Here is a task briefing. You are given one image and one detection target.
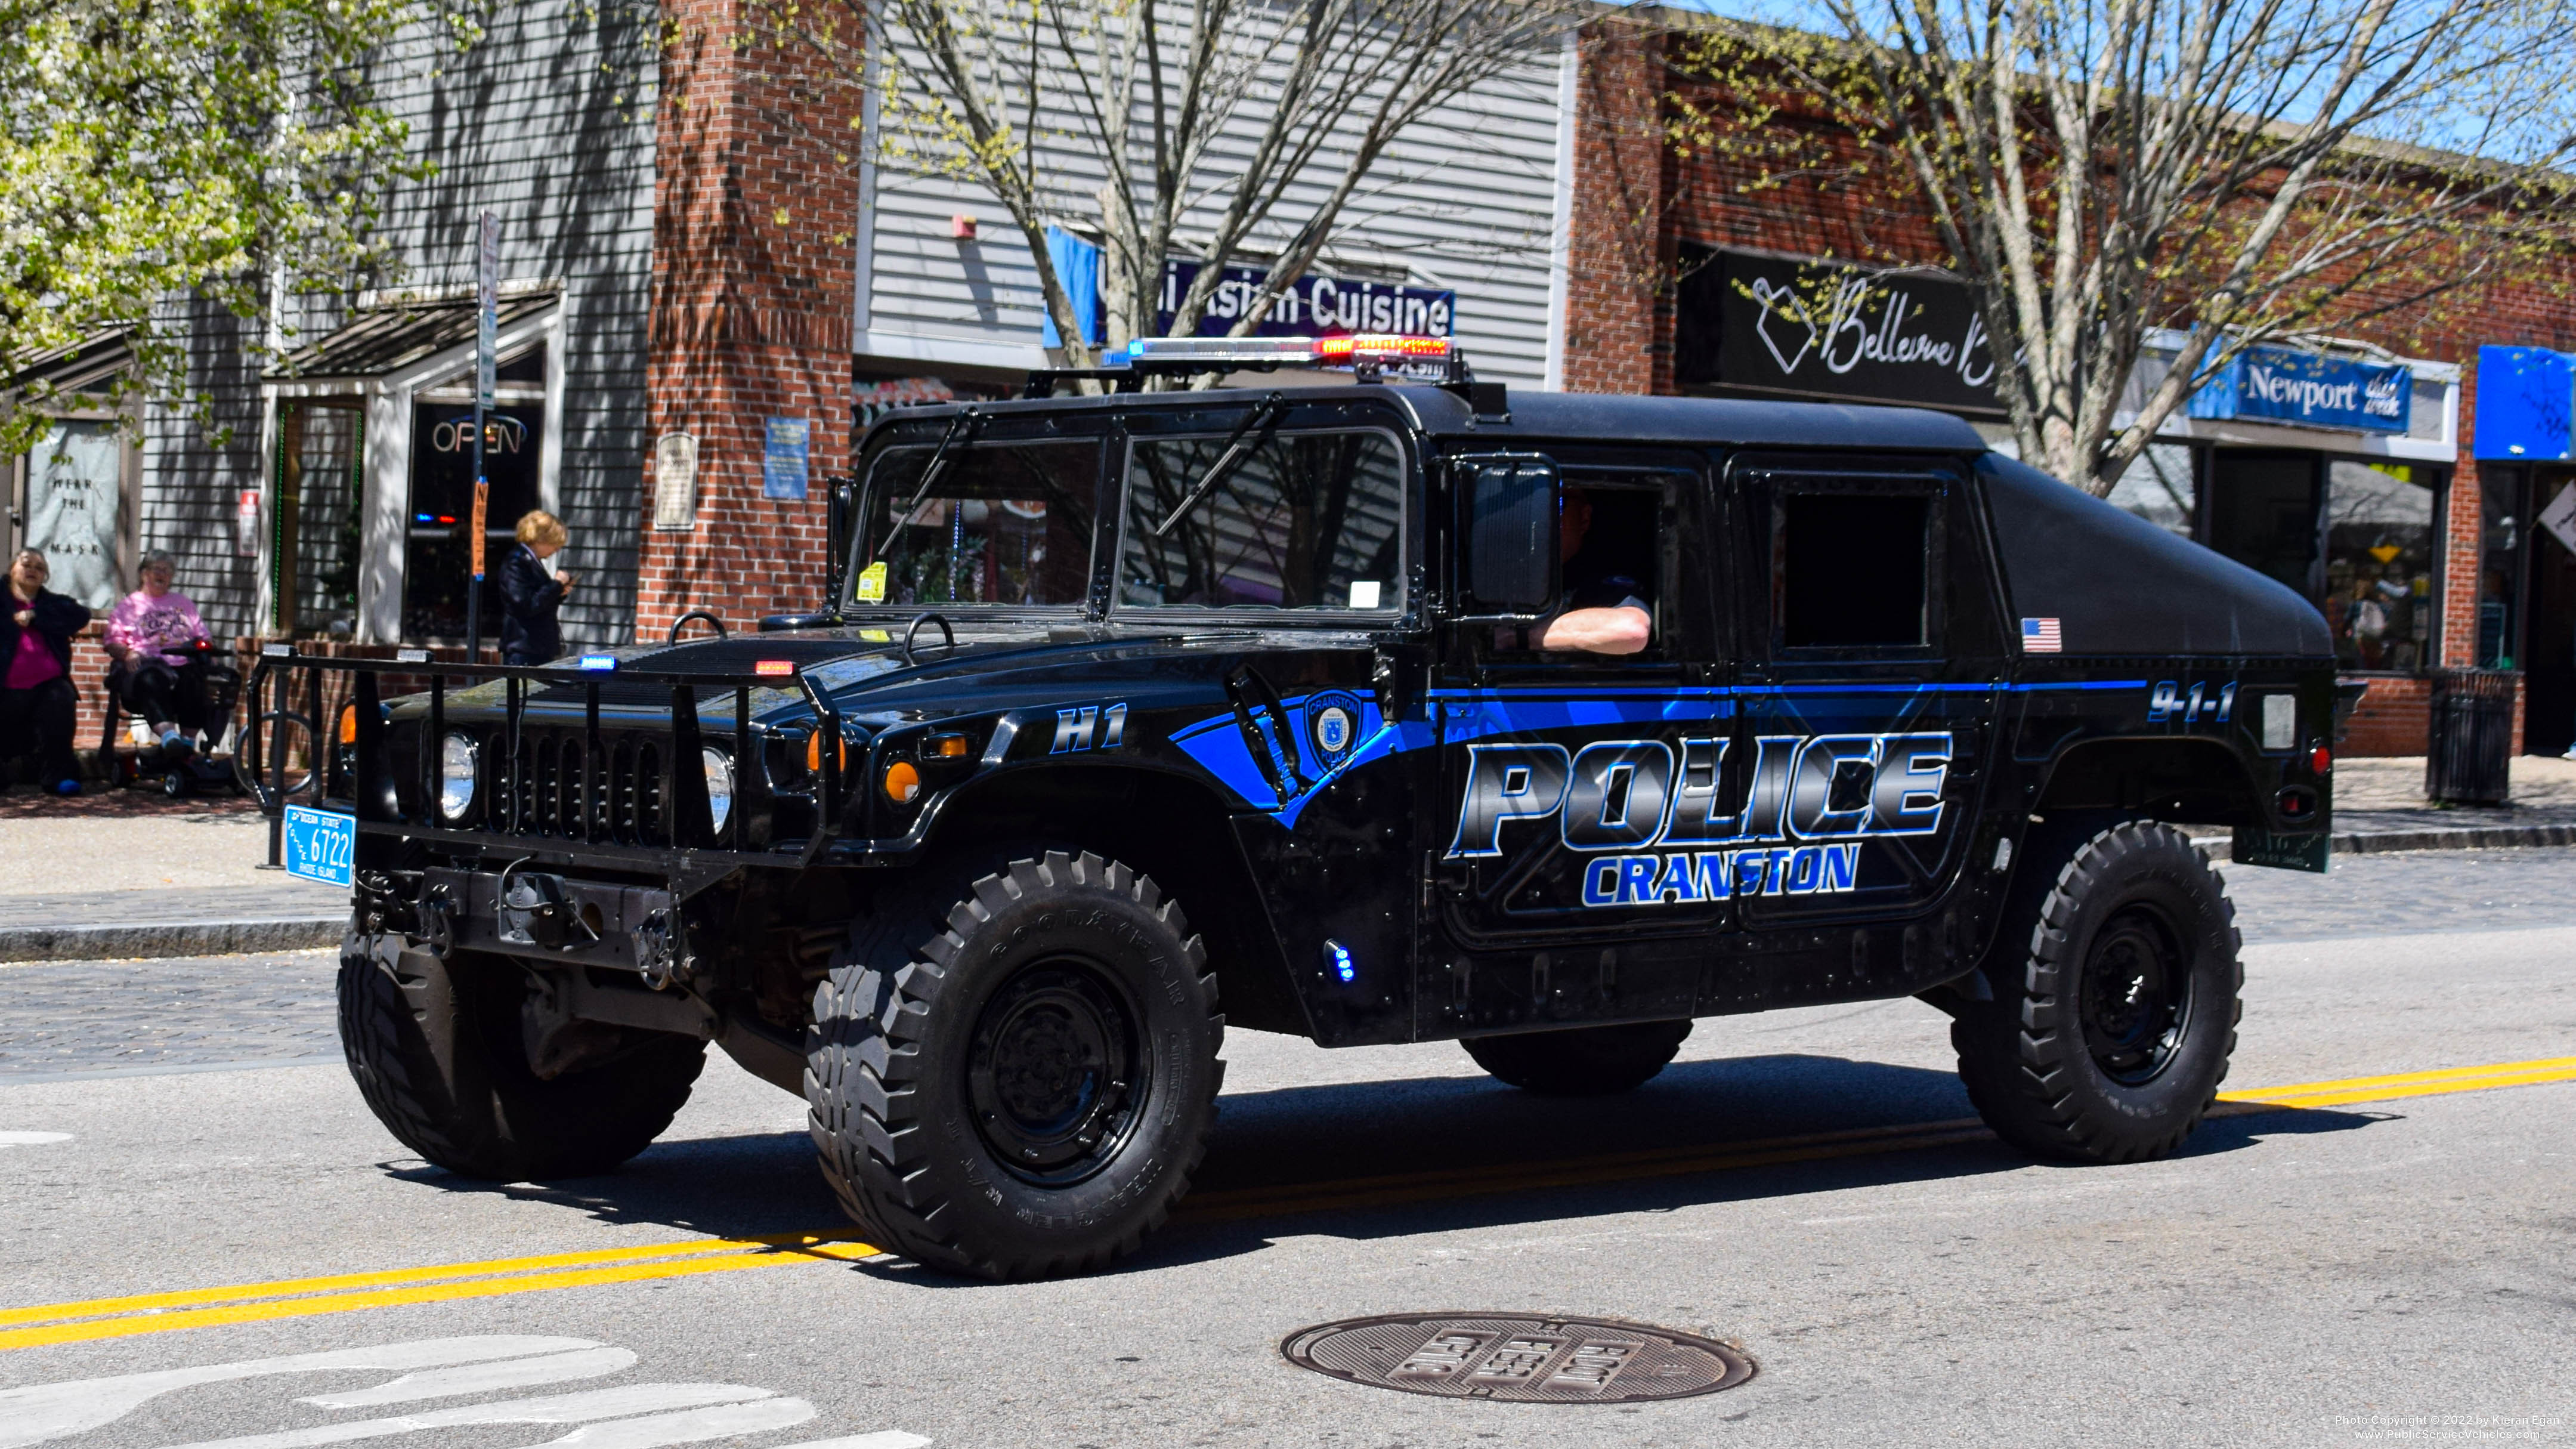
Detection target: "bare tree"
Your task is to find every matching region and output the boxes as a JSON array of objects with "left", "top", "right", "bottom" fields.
[
  {"left": 746, "top": 0, "right": 1581, "bottom": 372},
  {"left": 1673, "top": 0, "right": 2576, "bottom": 493}
]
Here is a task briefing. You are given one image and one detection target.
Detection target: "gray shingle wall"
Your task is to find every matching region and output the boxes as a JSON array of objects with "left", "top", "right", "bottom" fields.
[
  {"left": 145, "top": 0, "right": 659, "bottom": 648},
  {"left": 141, "top": 297, "right": 267, "bottom": 637}
]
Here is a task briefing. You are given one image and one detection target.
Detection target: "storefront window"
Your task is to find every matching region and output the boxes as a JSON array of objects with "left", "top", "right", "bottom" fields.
[
  {"left": 2479, "top": 470, "right": 2517, "bottom": 668},
  {"left": 2208, "top": 453, "right": 2318, "bottom": 600},
  {"left": 402, "top": 348, "right": 545, "bottom": 642},
  {"left": 2323, "top": 460, "right": 2435, "bottom": 672},
  {"left": 2104, "top": 443, "right": 2195, "bottom": 536}
]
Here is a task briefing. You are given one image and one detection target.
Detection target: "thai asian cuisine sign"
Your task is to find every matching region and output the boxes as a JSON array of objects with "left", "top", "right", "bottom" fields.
[
  {"left": 1155, "top": 259, "right": 1455, "bottom": 339},
  {"left": 2188, "top": 344, "right": 2411, "bottom": 434}
]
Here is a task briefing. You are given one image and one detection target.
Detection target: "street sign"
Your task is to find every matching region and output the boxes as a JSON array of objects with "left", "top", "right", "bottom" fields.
[
  {"left": 468, "top": 209, "right": 498, "bottom": 656},
  {"left": 282, "top": 805, "right": 355, "bottom": 888},
  {"left": 2538, "top": 482, "right": 2576, "bottom": 555},
  {"left": 477, "top": 212, "right": 499, "bottom": 412}
]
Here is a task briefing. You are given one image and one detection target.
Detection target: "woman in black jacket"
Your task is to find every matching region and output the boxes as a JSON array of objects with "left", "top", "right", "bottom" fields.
[
  {"left": 497, "top": 511, "right": 577, "bottom": 665},
  {"left": 0, "top": 549, "right": 92, "bottom": 795}
]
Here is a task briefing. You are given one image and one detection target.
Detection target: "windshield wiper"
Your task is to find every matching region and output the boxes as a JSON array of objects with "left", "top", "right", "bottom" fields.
[
  {"left": 873, "top": 407, "right": 983, "bottom": 561},
  {"left": 1152, "top": 393, "right": 1287, "bottom": 539}
]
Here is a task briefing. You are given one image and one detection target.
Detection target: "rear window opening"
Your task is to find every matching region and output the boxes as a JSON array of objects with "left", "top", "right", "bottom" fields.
[{"left": 1780, "top": 493, "right": 1929, "bottom": 648}]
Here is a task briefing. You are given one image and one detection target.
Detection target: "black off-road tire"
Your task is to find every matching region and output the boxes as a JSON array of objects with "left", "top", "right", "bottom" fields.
[
  {"left": 1955, "top": 821, "right": 2242, "bottom": 1164},
  {"left": 337, "top": 932, "right": 706, "bottom": 1180},
  {"left": 1462, "top": 1020, "right": 1693, "bottom": 1095},
  {"left": 805, "top": 849, "right": 1223, "bottom": 1281}
]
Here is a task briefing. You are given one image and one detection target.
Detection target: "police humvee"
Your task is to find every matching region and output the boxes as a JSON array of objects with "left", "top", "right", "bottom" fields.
[{"left": 289, "top": 335, "right": 2338, "bottom": 1280}]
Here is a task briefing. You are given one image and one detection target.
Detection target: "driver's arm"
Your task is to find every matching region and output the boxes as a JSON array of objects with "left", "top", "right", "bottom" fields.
[{"left": 1533, "top": 605, "right": 1652, "bottom": 655}]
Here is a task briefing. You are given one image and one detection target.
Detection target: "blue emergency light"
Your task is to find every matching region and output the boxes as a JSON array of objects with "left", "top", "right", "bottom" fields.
[
  {"left": 1325, "top": 939, "right": 1356, "bottom": 983},
  {"left": 577, "top": 654, "right": 619, "bottom": 672}
]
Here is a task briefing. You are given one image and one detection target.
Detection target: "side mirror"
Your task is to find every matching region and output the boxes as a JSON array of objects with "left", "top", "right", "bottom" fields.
[
  {"left": 1461, "top": 455, "right": 1558, "bottom": 613},
  {"left": 822, "top": 474, "right": 859, "bottom": 606}
]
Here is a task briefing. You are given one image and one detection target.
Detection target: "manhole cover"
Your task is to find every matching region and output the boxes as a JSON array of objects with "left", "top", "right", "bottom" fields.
[{"left": 1281, "top": 1312, "right": 1754, "bottom": 1403}]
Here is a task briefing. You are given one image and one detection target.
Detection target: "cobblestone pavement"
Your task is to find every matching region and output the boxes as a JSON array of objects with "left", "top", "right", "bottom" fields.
[
  {"left": 0, "top": 849, "right": 2566, "bottom": 1081},
  {"left": 0, "top": 949, "right": 338, "bottom": 1079}
]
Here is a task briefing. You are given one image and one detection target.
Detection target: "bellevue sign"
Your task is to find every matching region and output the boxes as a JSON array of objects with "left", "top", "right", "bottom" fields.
[{"left": 1675, "top": 248, "right": 2002, "bottom": 413}]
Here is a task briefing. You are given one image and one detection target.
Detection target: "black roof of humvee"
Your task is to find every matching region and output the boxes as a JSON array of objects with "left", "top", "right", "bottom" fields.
[{"left": 872, "top": 382, "right": 1989, "bottom": 455}]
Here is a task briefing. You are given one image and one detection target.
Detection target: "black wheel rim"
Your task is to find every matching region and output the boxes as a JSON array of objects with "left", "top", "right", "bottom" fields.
[
  {"left": 2079, "top": 906, "right": 2192, "bottom": 1086},
  {"left": 966, "top": 959, "right": 1147, "bottom": 1187}
]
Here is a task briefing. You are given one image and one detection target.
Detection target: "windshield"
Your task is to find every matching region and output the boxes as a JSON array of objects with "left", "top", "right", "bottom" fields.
[
  {"left": 1119, "top": 428, "right": 1405, "bottom": 613},
  {"left": 853, "top": 438, "right": 1099, "bottom": 609}
]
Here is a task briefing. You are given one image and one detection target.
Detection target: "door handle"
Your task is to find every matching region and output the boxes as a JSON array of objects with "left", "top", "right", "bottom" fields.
[{"left": 1224, "top": 665, "right": 1306, "bottom": 801}]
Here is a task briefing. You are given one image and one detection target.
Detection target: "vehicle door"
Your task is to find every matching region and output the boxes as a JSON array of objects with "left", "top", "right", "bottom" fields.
[
  {"left": 1427, "top": 447, "right": 1732, "bottom": 1021},
  {"left": 1114, "top": 400, "right": 1424, "bottom": 1046},
  {"left": 1726, "top": 454, "right": 2008, "bottom": 943}
]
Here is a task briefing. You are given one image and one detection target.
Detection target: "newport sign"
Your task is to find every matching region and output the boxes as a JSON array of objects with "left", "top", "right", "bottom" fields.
[{"left": 2188, "top": 344, "right": 2411, "bottom": 435}]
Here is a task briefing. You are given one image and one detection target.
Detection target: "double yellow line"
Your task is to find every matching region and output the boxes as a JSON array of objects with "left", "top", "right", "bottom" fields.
[
  {"left": 4, "top": 1054, "right": 2570, "bottom": 1352},
  {"left": 0, "top": 1233, "right": 882, "bottom": 1352}
]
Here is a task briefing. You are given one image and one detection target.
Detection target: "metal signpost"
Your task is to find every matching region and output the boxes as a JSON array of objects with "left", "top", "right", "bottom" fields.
[{"left": 466, "top": 210, "right": 499, "bottom": 658}]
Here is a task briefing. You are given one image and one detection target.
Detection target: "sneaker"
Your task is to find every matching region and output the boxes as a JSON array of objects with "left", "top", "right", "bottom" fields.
[
  {"left": 54, "top": 778, "right": 80, "bottom": 796},
  {"left": 159, "top": 730, "right": 194, "bottom": 758}
]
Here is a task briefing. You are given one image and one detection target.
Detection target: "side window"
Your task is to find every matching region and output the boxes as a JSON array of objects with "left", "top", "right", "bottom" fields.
[
  {"left": 856, "top": 438, "right": 1100, "bottom": 607},
  {"left": 1774, "top": 486, "right": 1941, "bottom": 651},
  {"left": 1120, "top": 429, "right": 1405, "bottom": 612}
]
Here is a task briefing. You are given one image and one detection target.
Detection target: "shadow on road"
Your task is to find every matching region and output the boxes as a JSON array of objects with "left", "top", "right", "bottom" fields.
[{"left": 376, "top": 1050, "right": 2384, "bottom": 1280}]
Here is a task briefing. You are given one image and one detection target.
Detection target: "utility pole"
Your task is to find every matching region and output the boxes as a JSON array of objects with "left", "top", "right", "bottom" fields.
[{"left": 466, "top": 209, "right": 497, "bottom": 659}]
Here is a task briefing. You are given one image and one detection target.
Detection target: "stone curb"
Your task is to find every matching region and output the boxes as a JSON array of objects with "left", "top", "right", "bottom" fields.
[
  {"left": 2194, "top": 823, "right": 2576, "bottom": 862},
  {"left": 0, "top": 917, "right": 344, "bottom": 963}
]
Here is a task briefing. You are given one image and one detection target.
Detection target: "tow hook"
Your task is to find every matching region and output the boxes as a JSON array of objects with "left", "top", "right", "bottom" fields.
[{"left": 633, "top": 908, "right": 691, "bottom": 990}]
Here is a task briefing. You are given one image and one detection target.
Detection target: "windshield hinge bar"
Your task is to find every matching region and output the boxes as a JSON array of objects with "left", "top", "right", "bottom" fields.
[
  {"left": 874, "top": 407, "right": 982, "bottom": 561},
  {"left": 1152, "top": 392, "right": 1286, "bottom": 539}
]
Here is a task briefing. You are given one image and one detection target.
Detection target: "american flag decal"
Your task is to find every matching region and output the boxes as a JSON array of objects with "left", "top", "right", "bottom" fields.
[{"left": 2021, "top": 617, "right": 2062, "bottom": 653}]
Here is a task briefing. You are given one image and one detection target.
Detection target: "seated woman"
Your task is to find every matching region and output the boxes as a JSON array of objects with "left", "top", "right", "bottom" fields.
[
  {"left": 105, "top": 551, "right": 214, "bottom": 755},
  {"left": 0, "top": 549, "right": 91, "bottom": 795}
]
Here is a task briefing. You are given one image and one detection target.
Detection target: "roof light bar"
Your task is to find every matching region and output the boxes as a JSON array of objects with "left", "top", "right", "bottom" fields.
[
  {"left": 1021, "top": 332, "right": 1489, "bottom": 404},
  {"left": 1118, "top": 333, "right": 1455, "bottom": 370}
]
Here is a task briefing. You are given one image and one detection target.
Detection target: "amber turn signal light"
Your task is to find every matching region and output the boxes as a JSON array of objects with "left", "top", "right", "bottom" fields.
[
  {"left": 924, "top": 733, "right": 970, "bottom": 759},
  {"left": 338, "top": 705, "right": 357, "bottom": 744},
  {"left": 806, "top": 732, "right": 848, "bottom": 774},
  {"left": 883, "top": 761, "right": 921, "bottom": 804}
]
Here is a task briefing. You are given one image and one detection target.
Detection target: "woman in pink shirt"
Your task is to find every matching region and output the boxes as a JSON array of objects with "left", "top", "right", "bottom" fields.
[
  {"left": 0, "top": 549, "right": 91, "bottom": 795},
  {"left": 104, "top": 551, "right": 212, "bottom": 754}
]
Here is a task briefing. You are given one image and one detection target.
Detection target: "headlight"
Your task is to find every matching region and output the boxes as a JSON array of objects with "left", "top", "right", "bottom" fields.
[
  {"left": 702, "top": 747, "right": 735, "bottom": 835},
  {"left": 438, "top": 733, "right": 478, "bottom": 822}
]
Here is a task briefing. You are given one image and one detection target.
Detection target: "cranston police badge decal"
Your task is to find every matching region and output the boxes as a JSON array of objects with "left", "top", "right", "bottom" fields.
[{"left": 1304, "top": 690, "right": 1363, "bottom": 766}]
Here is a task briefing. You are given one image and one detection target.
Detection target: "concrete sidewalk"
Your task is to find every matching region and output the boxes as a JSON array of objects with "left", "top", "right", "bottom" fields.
[
  {"left": 0, "top": 754, "right": 2571, "bottom": 961},
  {"left": 0, "top": 807, "right": 344, "bottom": 961}
]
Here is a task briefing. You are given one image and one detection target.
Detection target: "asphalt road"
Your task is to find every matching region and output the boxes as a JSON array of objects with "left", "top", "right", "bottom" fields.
[{"left": 2, "top": 849, "right": 2572, "bottom": 1447}]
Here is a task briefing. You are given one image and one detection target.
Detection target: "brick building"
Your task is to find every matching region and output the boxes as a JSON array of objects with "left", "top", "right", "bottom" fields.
[{"left": 1559, "top": 16, "right": 2576, "bottom": 757}]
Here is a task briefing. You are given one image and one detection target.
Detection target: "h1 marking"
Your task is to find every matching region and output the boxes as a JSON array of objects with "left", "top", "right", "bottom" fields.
[{"left": 1051, "top": 703, "right": 1127, "bottom": 753}]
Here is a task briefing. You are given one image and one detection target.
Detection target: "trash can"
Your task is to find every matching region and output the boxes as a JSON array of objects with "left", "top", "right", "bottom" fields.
[{"left": 2425, "top": 669, "right": 2516, "bottom": 806}]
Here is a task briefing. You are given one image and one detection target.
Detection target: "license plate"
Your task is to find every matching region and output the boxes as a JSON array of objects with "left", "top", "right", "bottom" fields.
[
  {"left": 283, "top": 805, "right": 356, "bottom": 888},
  {"left": 2231, "top": 826, "right": 2330, "bottom": 874}
]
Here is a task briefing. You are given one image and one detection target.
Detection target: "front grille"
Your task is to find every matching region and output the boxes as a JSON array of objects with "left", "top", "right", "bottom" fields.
[{"left": 487, "top": 727, "right": 671, "bottom": 846}]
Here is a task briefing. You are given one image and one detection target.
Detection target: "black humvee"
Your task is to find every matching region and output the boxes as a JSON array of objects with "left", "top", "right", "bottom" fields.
[{"left": 288, "top": 356, "right": 2338, "bottom": 1280}]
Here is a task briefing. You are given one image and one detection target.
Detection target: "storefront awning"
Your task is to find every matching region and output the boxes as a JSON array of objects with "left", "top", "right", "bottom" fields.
[
  {"left": 265, "top": 291, "right": 558, "bottom": 385},
  {"left": 5, "top": 328, "right": 135, "bottom": 399}
]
